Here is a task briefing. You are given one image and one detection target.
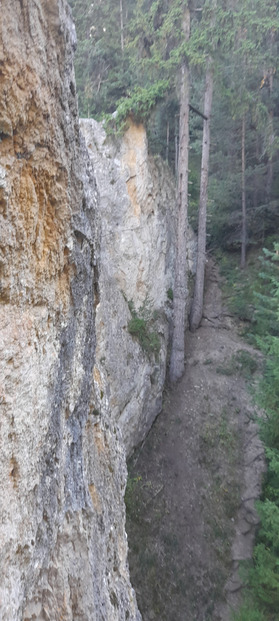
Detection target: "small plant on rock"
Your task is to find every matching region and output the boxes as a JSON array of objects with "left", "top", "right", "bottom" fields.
[{"left": 127, "top": 297, "right": 160, "bottom": 358}]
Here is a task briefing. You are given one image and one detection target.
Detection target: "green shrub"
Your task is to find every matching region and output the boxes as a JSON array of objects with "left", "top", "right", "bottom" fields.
[
  {"left": 216, "top": 364, "right": 235, "bottom": 376},
  {"left": 127, "top": 298, "right": 160, "bottom": 358},
  {"left": 232, "top": 601, "right": 265, "bottom": 621},
  {"left": 104, "top": 80, "right": 170, "bottom": 135},
  {"left": 216, "top": 250, "right": 262, "bottom": 326},
  {"left": 249, "top": 543, "right": 279, "bottom": 611},
  {"left": 215, "top": 350, "right": 257, "bottom": 379},
  {"left": 232, "top": 243, "right": 279, "bottom": 620},
  {"left": 233, "top": 349, "right": 258, "bottom": 378},
  {"left": 167, "top": 287, "right": 173, "bottom": 301}
]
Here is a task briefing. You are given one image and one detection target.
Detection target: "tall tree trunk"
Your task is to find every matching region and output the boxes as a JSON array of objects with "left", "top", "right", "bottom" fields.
[
  {"left": 120, "top": 0, "right": 124, "bottom": 53},
  {"left": 253, "top": 131, "right": 259, "bottom": 212},
  {"left": 266, "top": 114, "right": 274, "bottom": 202},
  {"left": 166, "top": 120, "right": 169, "bottom": 164},
  {"left": 189, "top": 57, "right": 214, "bottom": 331},
  {"left": 241, "top": 113, "right": 247, "bottom": 269},
  {"left": 266, "top": 68, "right": 274, "bottom": 204},
  {"left": 175, "top": 114, "right": 179, "bottom": 178},
  {"left": 169, "top": 6, "right": 190, "bottom": 383}
]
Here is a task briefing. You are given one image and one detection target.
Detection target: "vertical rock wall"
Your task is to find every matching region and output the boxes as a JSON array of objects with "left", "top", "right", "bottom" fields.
[
  {"left": 80, "top": 119, "right": 178, "bottom": 455},
  {"left": 0, "top": 2, "right": 140, "bottom": 620}
]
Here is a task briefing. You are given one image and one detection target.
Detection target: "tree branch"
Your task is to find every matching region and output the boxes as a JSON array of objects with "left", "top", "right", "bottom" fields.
[{"left": 189, "top": 104, "right": 208, "bottom": 121}]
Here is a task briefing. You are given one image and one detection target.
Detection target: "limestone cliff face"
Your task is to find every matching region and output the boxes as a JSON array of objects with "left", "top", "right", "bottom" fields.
[
  {"left": 80, "top": 119, "right": 177, "bottom": 455},
  {"left": 0, "top": 2, "right": 140, "bottom": 620}
]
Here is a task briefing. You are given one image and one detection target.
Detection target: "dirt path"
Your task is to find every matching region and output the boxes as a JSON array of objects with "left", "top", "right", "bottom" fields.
[{"left": 126, "top": 258, "right": 265, "bottom": 621}]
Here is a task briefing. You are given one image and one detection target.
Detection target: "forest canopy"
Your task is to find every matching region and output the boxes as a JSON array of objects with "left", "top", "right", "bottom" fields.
[{"left": 68, "top": 0, "right": 279, "bottom": 254}]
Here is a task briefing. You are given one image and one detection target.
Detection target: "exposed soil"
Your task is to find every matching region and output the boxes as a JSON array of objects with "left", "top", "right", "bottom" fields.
[{"left": 126, "top": 258, "right": 266, "bottom": 621}]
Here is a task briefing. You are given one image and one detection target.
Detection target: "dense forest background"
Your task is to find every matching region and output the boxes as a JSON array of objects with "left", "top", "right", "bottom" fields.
[
  {"left": 69, "top": 0, "right": 279, "bottom": 255},
  {"left": 69, "top": 1, "right": 279, "bottom": 619}
]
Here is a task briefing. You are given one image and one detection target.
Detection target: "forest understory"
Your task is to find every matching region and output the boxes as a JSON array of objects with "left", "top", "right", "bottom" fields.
[{"left": 126, "top": 258, "right": 265, "bottom": 621}]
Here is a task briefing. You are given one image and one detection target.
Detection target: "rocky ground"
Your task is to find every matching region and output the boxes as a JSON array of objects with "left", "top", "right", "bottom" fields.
[{"left": 125, "top": 258, "right": 266, "bottom": 621}]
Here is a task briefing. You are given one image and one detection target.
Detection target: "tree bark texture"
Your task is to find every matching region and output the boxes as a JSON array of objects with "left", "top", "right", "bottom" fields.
[
  {"left": 189, "top": 57, "right": 214, "bottom": 331},
  {"left": 241, "top": 113, "right": 246, "bottom": 269},
  {"left": 120, "top": 0, "right": 124, "bottom": 53},
  {"left": 266, "top": 68, "right": 274, "bottom": 204},
  {"left": 169, "top": 6, "right": 190, "bottom": 383},
  {"left": 166, "top": 120, "right": 169, "bottom": 164}
]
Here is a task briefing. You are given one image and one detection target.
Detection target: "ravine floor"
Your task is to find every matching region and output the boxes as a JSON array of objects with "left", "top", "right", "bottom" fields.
[{"left": 126, "top": 258, "right": 265, "bottom": 621}]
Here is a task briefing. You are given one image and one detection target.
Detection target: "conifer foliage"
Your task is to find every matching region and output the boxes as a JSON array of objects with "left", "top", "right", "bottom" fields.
[
  {"left": 233, "top": 245, "right": 279, "bottom": 620},
  {"left": 68, "top": 0, "right": 134, "bottom": 117},
  {"left": 70, "top": 0, "right": 279, "bottom": 346}
]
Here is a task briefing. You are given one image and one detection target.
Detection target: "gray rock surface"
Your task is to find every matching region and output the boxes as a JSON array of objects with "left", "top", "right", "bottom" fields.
[
  {"left": 0, "top": 2, "right": 140, "bottom": 619},
  {"left": 80, "top": 119, "right": 181, "bottom": 455}
]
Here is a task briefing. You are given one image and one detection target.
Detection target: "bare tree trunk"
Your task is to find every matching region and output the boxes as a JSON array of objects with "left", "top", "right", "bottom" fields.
[
  {"left": 241, "top": 114, "right": 246, "bottom": 269},
  {"left": 266, "top": 118, "right": 274, "bottom": 201},
  {"left": 189, "top": 57, "right": 214, "bottom": 331},
  {"left": 166, "top": 120, "right": 169, "bottom": 164},
  {"left": 120, "top": 0, "right": 124, "bottom": 53},
  {"left": 253, "top": 131, "right": 259, "bottom": 212},
  {"left": 266, "top": 68, "right": 274, "bottom": 203},
  {"left": 175, "top": 114, "right": 179, "bottom": 178},
  {"left": 169, "top": 6, "right": 190, "bottom": 383}
]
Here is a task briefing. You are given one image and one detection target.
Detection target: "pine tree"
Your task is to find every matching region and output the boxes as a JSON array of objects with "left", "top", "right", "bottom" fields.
[
  {"left": 69, "top": 0, "right": 134, "bottom": 117},
  {"left": 235, "top": 244, "right": 279, "bottom": 620},
  {"left": 207, "top": 0, "right": 279, "bottom": 256},
  {"left": 169, "top": 2, "right": 191, "bottom": 382},
  {"left": 189, "top": 0, "right": 216, "bottom": 331}
]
